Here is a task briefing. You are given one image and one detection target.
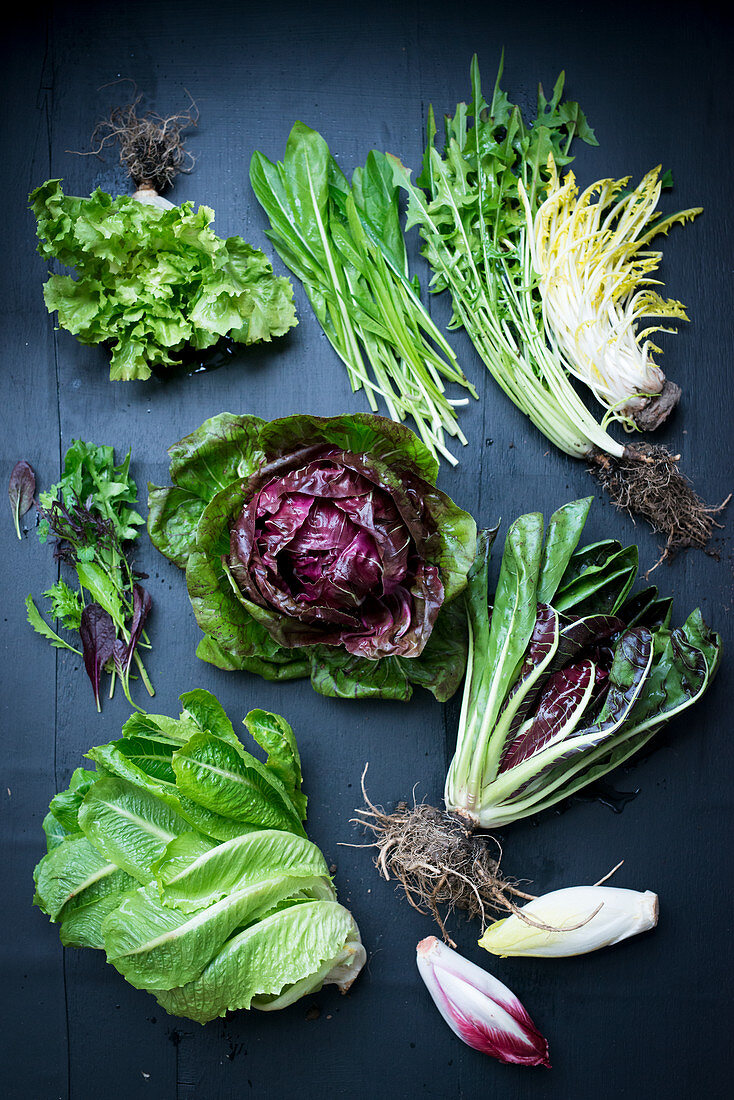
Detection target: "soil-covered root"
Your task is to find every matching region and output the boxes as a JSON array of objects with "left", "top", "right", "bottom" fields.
[
  {"left": 591, "top": 444, "right": 730, "bottom": 566},
  {"left": 82, "top": 89, "right": 198, "bottom": 193},
  {"left": 353, "top": 789, "right": 536, "bottom": 946}
]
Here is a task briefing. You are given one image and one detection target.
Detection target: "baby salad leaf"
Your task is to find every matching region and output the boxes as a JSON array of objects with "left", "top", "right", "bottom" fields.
[
  {"left": 9, "top": 459, "right": 35, "bottom": 538},
  {"left": 79, "top": 604, "right": 116, "bottom": 712}
]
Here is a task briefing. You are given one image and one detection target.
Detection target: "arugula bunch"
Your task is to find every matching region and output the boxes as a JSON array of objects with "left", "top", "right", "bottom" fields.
[
  {"left": 389, "top": 55, "right": 624, "bottom": 462},
  {"left": 27, "top": 440, "right": 154, "bottom": 710},
  {"left": 251, "top": 123, "right": 476, "bottom": 464},
  {"left": 33, "top": 691, "right": 366, "bottom": 1023},
  {"left": 31, "top": 180, "right": 297, "bottom": 381}
]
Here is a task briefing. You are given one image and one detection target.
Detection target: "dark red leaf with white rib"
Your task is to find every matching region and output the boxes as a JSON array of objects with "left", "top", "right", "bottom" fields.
[
  {"left": 500, "top": 659, "right": 596, "bottom": 772},
  {"left": 79, "top": 603, "right": 116, "bottom": 712}
]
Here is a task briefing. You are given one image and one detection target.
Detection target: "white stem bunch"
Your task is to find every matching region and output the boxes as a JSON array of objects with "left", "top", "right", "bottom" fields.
[{"left": 524, "top": 161, "right": 701, "bottom": 427}]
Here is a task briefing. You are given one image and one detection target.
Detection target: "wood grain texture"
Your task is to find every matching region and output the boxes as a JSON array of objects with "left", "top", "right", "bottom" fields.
[{"left": 1, "top": 2, "right": 732, "bottom": 1097}]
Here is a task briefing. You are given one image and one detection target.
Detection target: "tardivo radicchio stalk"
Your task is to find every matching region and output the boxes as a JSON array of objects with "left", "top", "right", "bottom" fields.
[
  {"left": 357, "top": 497, "right": 721, "bottom": 940},
  {"left": 416, "top": 936, "right": 550, "bottom": 1067}
]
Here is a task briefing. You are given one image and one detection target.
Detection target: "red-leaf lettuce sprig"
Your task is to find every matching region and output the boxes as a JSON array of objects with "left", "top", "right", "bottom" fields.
[{"left": 148, "top": 412, "right": 477, "bottom": 701}]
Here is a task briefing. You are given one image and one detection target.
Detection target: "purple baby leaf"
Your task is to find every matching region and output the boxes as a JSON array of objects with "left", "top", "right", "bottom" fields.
[
  {"left": 9, "top": 460, "right": 36, "bottom": 539},
  {"left": 79, "top": 603, "right": 116, "bottom": 712},
  {"left": 122, "top": 584, "right": 152, "bottom": 675}
]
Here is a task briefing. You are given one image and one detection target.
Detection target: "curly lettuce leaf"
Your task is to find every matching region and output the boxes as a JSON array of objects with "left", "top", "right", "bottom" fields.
[{"left": 30, "top": 180, "right": 296, "bottom": 381}]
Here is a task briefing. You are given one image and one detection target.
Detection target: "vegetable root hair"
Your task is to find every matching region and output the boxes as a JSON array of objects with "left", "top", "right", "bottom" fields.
[
  {"left": 353, "top": 773, "right": 537, "bottom": 946},
  {"left": 591, "top": 444, "right": 730, "bottom": 568},
  {"left": 80, "top": 86, "right": 198, "bottom": 193}
]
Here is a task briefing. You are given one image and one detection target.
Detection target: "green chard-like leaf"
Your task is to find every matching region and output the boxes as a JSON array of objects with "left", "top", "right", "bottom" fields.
[{"left": 445, "top": 501, "right": 722, "bottom": 828}]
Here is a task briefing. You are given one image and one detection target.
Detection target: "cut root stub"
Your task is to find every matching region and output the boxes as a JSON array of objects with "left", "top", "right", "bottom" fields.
[
  {"left": 83, "top": 91, "right": 198, "bottom": 194},
  {"left": 590, "top": 444, "right": 730, "bottom": 566},
  {"left": 353, "top": 796, "right": 533, "bottom": 946}
]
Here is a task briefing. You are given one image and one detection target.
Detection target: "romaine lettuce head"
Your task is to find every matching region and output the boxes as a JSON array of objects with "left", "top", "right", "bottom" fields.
[
  {"left": 148, "top": 412, "right": 477, "bottom": 700},
  {"left": 30, "top": 180, "right": 297, "bottom": 381},
  {"left": 33, "top": 691, "right": 366, "bottom": 1023}
]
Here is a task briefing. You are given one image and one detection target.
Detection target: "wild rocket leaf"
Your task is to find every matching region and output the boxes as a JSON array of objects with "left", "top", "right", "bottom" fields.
[
  {"left": 26, "top": 595, "right": 82, "bottom": 655},
  {"left": 9, "top": 460, "right": 35, "bottom": 538}
]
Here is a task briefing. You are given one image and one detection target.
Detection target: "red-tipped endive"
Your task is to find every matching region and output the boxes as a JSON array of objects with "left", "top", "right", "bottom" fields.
[{"left": 416, "top": 937, "right": 550, "bottom": 1067}]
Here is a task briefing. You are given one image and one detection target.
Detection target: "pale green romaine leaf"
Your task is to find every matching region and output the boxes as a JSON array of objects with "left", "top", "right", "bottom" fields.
[
  {"left": 103, "top": 873, "right": 330, "bottom": 991},
  {"left": 172, "top": 732, "right": 306, "bottom": 837},
  {"left": 42, "top": 811, "right": 70, "bottom": 851},
  {"left": 153, "top": 900, "right": 356, "bottom": 1023},
  {"left": 243, "top": 711, "right": 306, "bottom": 820},
  {"left": 48, "top": 767, "right": 98, "bottom": 833},
  {"left": 179, "top": 689, "right": 243, "bottom": 750},
  {"left": 34, "top": 834, "right": 120, "bottom": 921},
  {"left": 78, "top": 777, "right": 189, "bottom": 884},
  {"left": 155, "top": 830, "right": 330, "bottom": 913},
  {"left": 59, "top": 875, "right": 137, "bottom": 950}
]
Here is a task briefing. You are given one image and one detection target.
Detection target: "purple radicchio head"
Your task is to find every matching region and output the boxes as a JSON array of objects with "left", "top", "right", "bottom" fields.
[{"left": 227, "top": 446, "right": 445, "bottom": 660}]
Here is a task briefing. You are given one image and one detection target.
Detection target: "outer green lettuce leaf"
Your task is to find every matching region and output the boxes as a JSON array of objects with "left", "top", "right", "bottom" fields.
[
  {"left": 103, "top": 873, "right": 330, "bottom": 991},
  {"left": 30, "top": 180, "right": 296, "bottom": 382},
  {"left": 154, "top": 830, "right": 330, "bottom": 913},
  {"left": 172, "top": 732, "right": 306, "bottom": 837},
  {"left": 78, "top": 777, "right": 189, "bottom": 884},
  {"left": 153, "top": 901, "right": 356, "bottom": 1024}
]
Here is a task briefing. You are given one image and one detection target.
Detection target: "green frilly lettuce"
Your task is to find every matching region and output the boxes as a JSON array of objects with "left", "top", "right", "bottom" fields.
[
  {"left": 33, "top": 691, "right": 365, "bottom": 1024},
  {"left": 148, "top": 412, "right": 477, "bottom": 701},
  {"left": 30, "top": 180, "right": 297, "bottom": 381}
]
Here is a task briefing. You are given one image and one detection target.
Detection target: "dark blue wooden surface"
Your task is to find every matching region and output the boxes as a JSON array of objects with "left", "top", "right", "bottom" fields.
[{"left": 2, "top": 2, "right": 732, "bottom": 1097}]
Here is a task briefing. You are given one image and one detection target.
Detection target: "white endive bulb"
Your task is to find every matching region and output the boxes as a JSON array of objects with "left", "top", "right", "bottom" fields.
[
  {"left": 416, "top": 936, "right": 550, "bottom": 1067},
  {"left": 479, "top": 886, "right": 659, "bottom": 958}
]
